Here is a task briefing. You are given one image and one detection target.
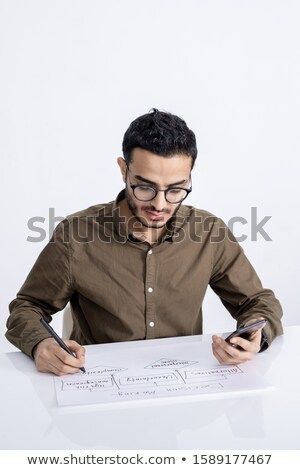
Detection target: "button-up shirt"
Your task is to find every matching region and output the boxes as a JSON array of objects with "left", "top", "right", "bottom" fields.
[{"left": 6, "top": 190, "right": 283, "bottom": 357}]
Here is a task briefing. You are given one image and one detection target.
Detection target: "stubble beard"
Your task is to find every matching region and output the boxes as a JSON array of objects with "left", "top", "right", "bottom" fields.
[{"left": 125, "top": 188, "right": 181, "bottom": 229}]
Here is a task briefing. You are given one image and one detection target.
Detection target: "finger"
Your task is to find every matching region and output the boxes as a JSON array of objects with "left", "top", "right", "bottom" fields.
[
  {"left": 215, "top": 344, "right": 253, "bottom": 364},
  {"left": 212, "top": 342, "right": 243, "bottom": 364},
  {"left": 213, "top": 335, "right": 243, "bottom": 359},
  {"left": 37, "top": 350, "right": 83, "bottom": 376},
  {"left": 248, "top": 329, "right": 261, "bottom": 342},
  {"left": 49, "top": 360, "right": 83, "bottom": 376},
  {"left": 34, "top": 339, "right": 84, "bottom": 375},
  {"left": 53, "top": 346, "right": 85, "bottom": 369},
  {"left": 230, "top": 333, "right": 261, "bottom": 353},
  {"left": 212, "top": 336, "right": 238, "bottom": 363},
  {"left": 212, "top": 346, "right": 227, "bottom": 364},
  {"left": 212, "top": 336, "right": 253, "bottom": 364},
  {"left": 64, "top": 340, "right": 86, "bottom": 361}
]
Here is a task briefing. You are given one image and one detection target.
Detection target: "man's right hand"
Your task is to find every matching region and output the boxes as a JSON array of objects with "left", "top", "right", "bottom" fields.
[{"left": 33, "top": 338, "right": 86, "bottom": 376}]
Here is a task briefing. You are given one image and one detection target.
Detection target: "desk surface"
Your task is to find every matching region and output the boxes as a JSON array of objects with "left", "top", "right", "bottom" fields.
[{"left": 1, "top": 326, "right": 299, "bottom": 450}]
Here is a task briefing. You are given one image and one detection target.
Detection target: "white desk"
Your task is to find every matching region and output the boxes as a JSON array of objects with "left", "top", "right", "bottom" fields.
[{"left": 0, "top": 326, "right": 299, "bottom": 450}]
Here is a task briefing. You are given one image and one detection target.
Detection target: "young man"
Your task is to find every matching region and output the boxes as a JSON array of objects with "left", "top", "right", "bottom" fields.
[{"left": 6, "top": 109, "right": 283, "bottom": 375}]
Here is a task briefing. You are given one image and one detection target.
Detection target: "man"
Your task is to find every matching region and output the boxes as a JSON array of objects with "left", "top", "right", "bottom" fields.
[{"left": 6, "top": 109, "right": 283, "bottom": 376}]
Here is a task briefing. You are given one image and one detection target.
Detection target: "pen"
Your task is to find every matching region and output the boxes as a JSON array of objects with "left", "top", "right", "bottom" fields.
[{"left": 40, "top": 318, "right": 86, "bottom": 373}]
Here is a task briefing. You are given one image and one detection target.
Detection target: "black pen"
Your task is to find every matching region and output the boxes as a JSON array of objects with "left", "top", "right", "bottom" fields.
[{"left": 40, "top": 318, "right": 86, "bottom": 373}]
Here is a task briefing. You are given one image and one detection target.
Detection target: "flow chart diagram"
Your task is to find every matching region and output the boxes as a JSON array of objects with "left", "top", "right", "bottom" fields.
[{"left": 54, "top": 342, "right": 266, "bottom": 406}]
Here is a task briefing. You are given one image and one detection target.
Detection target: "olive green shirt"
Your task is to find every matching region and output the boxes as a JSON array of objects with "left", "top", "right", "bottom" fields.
[{"left": 6, "top": 191, "right": 283, "bottom": 357}]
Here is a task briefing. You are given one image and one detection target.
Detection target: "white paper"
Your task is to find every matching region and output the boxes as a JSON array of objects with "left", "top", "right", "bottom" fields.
[{"left": 54, "top": 338, "right": 272, "bottom": 406}]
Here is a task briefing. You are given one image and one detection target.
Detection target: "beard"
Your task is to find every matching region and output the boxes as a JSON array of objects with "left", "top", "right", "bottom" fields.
[{"left": 125, "top": 188, "right": 181, "bottom": 229}]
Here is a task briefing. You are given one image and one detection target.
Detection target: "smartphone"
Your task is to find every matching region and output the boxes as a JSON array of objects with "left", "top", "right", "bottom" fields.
[{"left": 225, "top": 319, "right": 267, "bottom": 342}]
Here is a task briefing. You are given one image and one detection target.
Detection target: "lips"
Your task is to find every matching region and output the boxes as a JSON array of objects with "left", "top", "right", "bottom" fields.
[{"left": 145, "top": 210, "right": 164, "bottom": 220}]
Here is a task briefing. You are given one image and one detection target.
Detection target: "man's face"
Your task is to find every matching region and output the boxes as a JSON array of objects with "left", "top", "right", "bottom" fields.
[{"left": 118, "top": 148, "right": 192, "bottom": 229}]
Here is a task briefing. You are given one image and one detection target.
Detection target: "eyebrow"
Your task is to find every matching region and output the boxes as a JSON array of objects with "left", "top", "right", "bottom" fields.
[{"left": 133, "top": 174, "right": 188, "bottom": 187}]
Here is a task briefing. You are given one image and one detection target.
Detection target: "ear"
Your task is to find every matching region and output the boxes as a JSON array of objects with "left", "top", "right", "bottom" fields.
[{"left": 117, "top": 157, "right": 127, "bottom": 183}]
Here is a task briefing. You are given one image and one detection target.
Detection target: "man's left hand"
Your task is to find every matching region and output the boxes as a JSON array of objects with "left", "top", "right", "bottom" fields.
[{"left": 212, "top": 319, "right": 264, "bottom": 365}]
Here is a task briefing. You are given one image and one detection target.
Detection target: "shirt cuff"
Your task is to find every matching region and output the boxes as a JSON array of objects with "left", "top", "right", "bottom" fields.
[{"left": 259, "top": 328, "right": 269, "bottom": 352}]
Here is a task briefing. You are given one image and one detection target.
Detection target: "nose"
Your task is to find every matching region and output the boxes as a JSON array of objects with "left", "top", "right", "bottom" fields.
[{"left": 151, "top": 190, "right": 167, "bottom": 211}]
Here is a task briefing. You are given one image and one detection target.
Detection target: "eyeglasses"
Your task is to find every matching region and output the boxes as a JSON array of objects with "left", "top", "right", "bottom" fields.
[{"left": 126, "top": 169, "right": 192, "bottom": 204}]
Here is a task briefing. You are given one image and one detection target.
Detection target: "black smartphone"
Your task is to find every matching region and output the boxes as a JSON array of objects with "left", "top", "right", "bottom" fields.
[{"left": 225, "top": 319, "right": 267, "bottom": 342}]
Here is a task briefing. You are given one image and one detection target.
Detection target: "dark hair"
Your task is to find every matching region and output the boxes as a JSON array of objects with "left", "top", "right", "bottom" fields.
[{"left": 122, "top": 108, "right": 197, "bottom": 168}]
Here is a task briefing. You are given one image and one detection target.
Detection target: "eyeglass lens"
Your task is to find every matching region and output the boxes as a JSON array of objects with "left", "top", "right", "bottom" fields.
[{"left": 133, "top": 186, "right": 188, "bottom": 203}]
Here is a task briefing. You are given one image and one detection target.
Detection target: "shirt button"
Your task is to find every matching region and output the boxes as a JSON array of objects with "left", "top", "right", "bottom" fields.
[
  {"left": 149, "top": 321, "right": 155, "bottom": 327},
  {"left": 148, "top": 287, "right": 153, "bottom": 293},
  {"left": 148, "top": 249, "right": 153, "bottom": 255}
]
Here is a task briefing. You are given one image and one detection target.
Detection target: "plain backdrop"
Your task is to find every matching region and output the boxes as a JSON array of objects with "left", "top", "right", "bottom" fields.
[{"left": 1, "top": 0, "right": 299, "bottom": 353}]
